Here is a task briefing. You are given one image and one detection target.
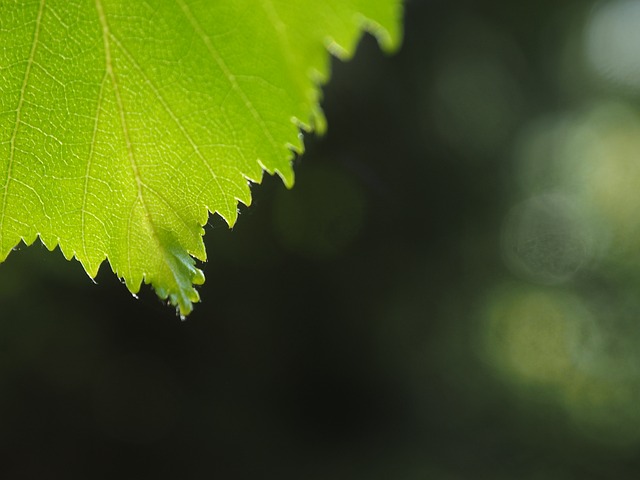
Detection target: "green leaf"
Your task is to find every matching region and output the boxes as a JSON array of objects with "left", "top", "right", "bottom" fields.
[{"left": 0, "top": 0, "right": 402, "bottom": 316}]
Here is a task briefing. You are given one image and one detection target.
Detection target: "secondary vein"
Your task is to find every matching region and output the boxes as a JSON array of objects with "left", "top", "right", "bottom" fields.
[
  {"left": 95, "top": 0, "right": 193, "bottom": 297},
  {"left": 96, "top": 0, "right": 151, "bottom": 279},
  {"left": 81, "top": 71, "right": 108, "bottom": 263},
  {"left": 176, "top": 0, "right": 281, "bottom": 159},
  {"left": 0, "top": 0, "right": 46, "bottom": 243}
]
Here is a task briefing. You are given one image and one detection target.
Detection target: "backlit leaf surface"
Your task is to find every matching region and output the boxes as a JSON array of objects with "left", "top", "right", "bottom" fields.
[{"left": 0, "top": 0, "right": 402, "bottom": 315}]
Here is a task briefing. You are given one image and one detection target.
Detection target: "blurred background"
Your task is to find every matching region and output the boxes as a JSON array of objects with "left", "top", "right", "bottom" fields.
[{"left": 3, "top": 0, "right": 640, "bottom": 477}]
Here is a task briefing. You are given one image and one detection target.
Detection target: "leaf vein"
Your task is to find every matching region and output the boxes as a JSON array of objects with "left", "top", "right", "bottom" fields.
[
  {"left": 97, "top": 0, "right": 154, "bottom": 281},
  {"left": 176, "top": 0, "right": 282, "bottom": 163},
  {"left": 0, "top": 0, "right": 46, "bottom": 245},
  {"left": 107, "top": 33, "right": 234, "bottom": 219},
  {"left": 81, "top": 71, "right": 108, "bottom": 261}
]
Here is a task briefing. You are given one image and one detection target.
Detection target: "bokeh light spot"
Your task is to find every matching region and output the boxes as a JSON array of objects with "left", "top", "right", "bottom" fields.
[
  {"left": 502, "top": 194, "right": 593, "bottom": 285},
  {"left": 586, "top": 0, "right": 640, "bottom": 91},
  {"left": 482, "top": 286, "right": 589, "bottom": 386},
  {"left": 426, "top": 17, "right": 524, "bottom": 159}
]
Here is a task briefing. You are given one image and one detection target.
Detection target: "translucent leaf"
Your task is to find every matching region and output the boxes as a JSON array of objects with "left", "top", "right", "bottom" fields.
[{"left": 0, "top": 0, "right": 403, "bottom": 316}]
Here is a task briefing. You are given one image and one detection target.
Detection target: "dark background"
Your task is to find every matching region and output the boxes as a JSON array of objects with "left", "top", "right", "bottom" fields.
[{"left": 3, "top": 0, "right": 640, "bottom": 478}]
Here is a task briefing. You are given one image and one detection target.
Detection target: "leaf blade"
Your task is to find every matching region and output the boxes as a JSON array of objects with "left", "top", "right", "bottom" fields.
[{"left": 0, "top": 0, "right": 403, "bottom": 316}]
